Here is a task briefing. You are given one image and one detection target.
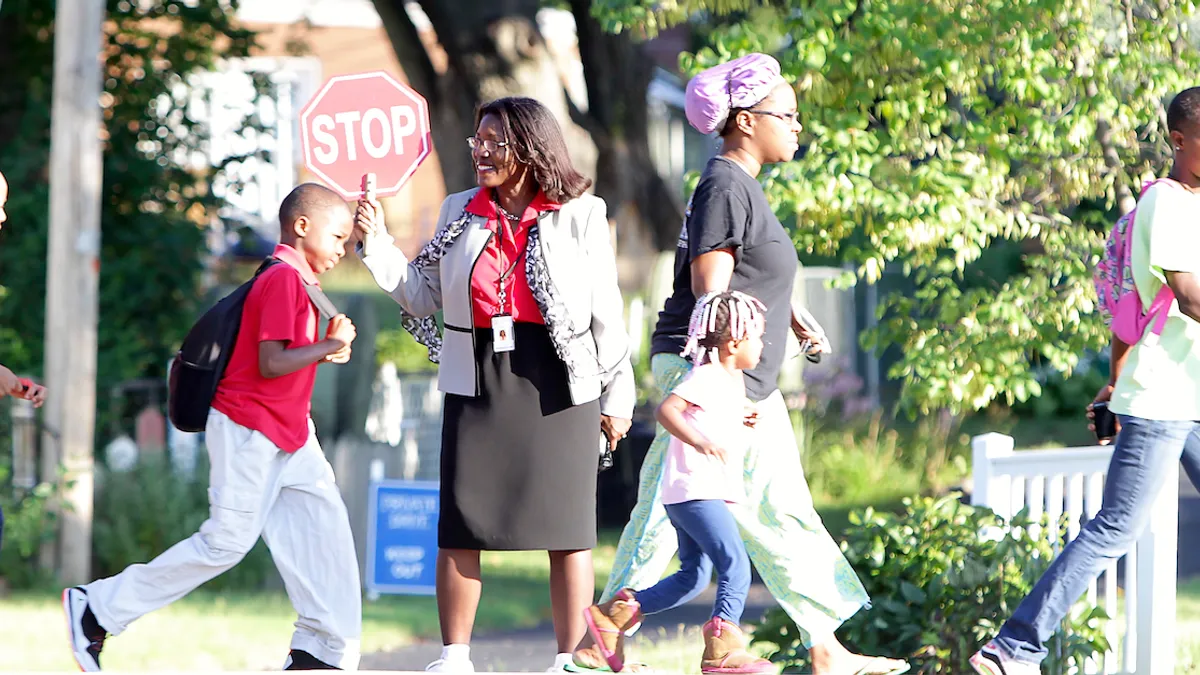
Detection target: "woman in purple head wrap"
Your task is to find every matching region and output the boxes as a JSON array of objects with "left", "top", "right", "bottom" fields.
[{"left": 572, "top": 54, "right": 909, "bottom": 675}]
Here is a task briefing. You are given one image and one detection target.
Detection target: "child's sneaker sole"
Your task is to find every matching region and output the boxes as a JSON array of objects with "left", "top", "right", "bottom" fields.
[
  {"left": 969, "top": 651, "right": 1002, "bottom": 675},
  {"left": 969, "top": 644, "right": 1037, "bottom": 675}
]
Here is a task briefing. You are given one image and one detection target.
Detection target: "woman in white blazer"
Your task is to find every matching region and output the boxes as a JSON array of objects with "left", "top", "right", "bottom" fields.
[{"left": 354, "top": 96, "right": 635, "bottom": 673}]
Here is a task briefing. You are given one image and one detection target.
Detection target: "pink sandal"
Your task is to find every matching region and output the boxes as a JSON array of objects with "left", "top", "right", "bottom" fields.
[{"left": 584, "top": 609, "right": 625, "bottom": 672}]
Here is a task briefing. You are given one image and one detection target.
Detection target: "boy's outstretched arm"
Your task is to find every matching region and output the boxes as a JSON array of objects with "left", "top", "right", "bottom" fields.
[
  {"left": 0, "top": 363, "right": 20, "bottom": 395},
  {"left": 0, "top": 363, "right": 46, "bottom": 407}
]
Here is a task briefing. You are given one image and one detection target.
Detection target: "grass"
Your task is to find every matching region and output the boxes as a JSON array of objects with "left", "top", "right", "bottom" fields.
[
  {"left": 11, "top": 519, "right": 1200, "bottom": 672},
  {"left": 0, "top": 543, "right": 620, "bottom": 671},
  {"left": 0, "top": 508, "right": 866, "bottom": 672},
  {"left": 631, "top": 580, "right": 1200, "bottom": 675},
  {"left": 1174, "top": 578, "right": 1200, "bottom": 673}
]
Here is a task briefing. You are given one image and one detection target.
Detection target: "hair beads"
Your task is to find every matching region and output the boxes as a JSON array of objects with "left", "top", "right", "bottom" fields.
[{"left": 681, "top": 291, "right": 766, "bottom": 365}]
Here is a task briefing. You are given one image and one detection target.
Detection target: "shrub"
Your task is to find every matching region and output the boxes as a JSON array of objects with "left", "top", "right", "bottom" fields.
[
  {"left": 0, "top": 396, "right": 59, "bottom": 590},
  {"left": 1010, "top": 351, "right": 1110, "bottom": 420},
  {"left": 751, "top": 494, "right": 1109, "bottom": 674},
  {"left": 791, "top": 361, "right": 971, "bottom": 506},
  {"left": 0, "top": 0, "right": 258, "bottom": 417},
  {"left": 0, "top": 469, "right": 59, "bottom": 590},
  {"left": 375, "top": 327, "right": 437, "bottom": 374}
]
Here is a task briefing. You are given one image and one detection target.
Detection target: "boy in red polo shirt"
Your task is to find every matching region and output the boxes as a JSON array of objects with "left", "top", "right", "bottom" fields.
[{"left": 64, "top": 184, "right": 362, "bottom": 672}]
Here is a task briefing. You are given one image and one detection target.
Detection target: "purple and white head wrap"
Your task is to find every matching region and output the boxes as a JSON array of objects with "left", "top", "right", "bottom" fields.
[{"left": 684, "top": 53, "right": 786, "bottom": 135}]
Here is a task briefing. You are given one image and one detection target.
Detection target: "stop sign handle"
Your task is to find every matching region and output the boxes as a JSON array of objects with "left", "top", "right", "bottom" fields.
[{"left": 362, "top": 173, "right": 377, "bottom": 202}]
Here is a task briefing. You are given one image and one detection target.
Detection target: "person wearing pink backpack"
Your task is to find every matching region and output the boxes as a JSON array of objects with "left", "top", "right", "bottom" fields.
[{"left": 971, "top": 87, "right": 1200, "bottom": 675}]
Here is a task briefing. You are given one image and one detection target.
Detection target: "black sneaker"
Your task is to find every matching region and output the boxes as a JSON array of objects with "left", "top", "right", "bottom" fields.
[
  {"left": 283, "top": 649, "right": 340, "bottom": 670},
  {"left": 62, "top": 587, "right": 106, "bottom": 672}
]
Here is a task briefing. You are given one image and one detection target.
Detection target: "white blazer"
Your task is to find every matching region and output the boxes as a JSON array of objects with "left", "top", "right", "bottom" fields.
[{"left": 358, "top": 188, "right": 636, "bottom": 419}]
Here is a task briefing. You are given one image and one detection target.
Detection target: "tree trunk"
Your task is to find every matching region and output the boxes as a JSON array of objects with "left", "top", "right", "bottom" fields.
[
  {"left": 372, "top": 0, "right": 684, "bottom": 287},
  {"left": 372, "top": 0, "right": 480, "bottom": 192},
  {"left": 373, "top": 0, "right": 595, "bottom": 193},
  {"left": 569, "top": 0, "right": 685, "bottom": 265},
  {"left": 1085, "top": 79, "right": 1136, "bottom": 215}
]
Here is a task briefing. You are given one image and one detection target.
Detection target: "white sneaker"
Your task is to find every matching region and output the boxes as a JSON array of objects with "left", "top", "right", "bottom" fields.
[
  {"left": 63, "top": 587, "right": 106, "bottom": 672},
  {"left": 970, "top": 641, "right": 1040, "bottom": 675},
  {"left": 547, "top": 653, "right": 574, "bottom": 671},
  {"left": 425, "top": 657, "right": 476, "bottom": 672}
]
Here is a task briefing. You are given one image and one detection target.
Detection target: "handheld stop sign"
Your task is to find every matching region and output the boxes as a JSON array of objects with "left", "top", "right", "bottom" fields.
[{"left": 300, "top": 71, "right": 431, "bottom": 200}]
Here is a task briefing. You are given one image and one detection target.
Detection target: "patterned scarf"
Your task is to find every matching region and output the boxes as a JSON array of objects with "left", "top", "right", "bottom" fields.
[{"left": 400, "top": 208, "right": 585, "bottom": 376}]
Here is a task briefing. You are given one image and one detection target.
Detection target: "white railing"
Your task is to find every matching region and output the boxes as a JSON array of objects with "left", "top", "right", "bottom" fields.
[{"left": 971, "top": 433, "right": 1177, "bottom": 675}]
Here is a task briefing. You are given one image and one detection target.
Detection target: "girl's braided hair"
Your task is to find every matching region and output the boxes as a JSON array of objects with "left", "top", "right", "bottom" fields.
[{"left": 681, "top": 290, "right": 766, "bottom": 366}]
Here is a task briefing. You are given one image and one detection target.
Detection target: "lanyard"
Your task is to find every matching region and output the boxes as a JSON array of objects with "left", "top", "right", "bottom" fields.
[{"left": 495, "top": 221, "right": 527, "bottom": 315}]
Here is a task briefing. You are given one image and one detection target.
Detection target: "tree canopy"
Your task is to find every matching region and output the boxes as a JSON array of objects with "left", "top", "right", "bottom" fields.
[
  {"left": 595, "top": 0, "right": 1199, "bottom": 413},
  {"left": 0, "top": 0, "right": 257, "bottom": 428}
]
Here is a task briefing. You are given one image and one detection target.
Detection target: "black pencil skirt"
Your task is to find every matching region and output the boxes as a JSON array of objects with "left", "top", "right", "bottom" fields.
[{"left": 438, "top": 322, "right": 600, "bottom": 551}]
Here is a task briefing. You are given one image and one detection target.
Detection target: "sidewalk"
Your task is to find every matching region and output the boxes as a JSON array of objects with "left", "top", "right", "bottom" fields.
[{"left": 361, "top": 584, "right": 776, "bottom": 672}]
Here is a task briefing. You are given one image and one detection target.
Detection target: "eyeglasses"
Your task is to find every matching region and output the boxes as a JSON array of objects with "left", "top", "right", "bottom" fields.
[
  {"left": 748, "top": 109, "right": 800, "bottom": 124},
  {"left": 467, "top": 137, "right": 510, "bottom": 153}
]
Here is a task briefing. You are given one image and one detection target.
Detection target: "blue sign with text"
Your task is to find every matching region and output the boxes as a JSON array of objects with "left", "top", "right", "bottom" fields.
[{"left": 366, "top": 480, "right": 439, "bottom": 595}]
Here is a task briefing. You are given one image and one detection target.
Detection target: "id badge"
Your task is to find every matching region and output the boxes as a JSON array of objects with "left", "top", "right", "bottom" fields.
[{"left": 492, "top": 314, "right": 515, "bottom": 352}]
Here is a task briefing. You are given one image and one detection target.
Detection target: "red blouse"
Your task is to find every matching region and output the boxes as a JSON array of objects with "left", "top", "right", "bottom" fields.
[{"left": 467, "top": 188, "right": 561, "bottom": 328}]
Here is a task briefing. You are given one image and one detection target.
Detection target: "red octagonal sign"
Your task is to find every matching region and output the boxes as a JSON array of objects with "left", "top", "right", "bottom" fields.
[{"left": 300, "top": 71, "right": 432, "bottom": 199}]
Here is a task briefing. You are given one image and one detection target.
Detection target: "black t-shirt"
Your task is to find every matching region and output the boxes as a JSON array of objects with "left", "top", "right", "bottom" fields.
[{"left": 651, "top": 157, "right": 799, "bottom": 401}]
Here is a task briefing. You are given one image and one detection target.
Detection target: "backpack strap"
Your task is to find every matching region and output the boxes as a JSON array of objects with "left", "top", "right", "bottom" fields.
[
  {"left": 257, "top": 256, "right": 340, "bottom": 321},
  {"left": 255, "top": 257, "right": 283, "bottom": 276},
  {"left": 1139, "top": 178, "right": 1167, "bottom": 198},
  {"left": 1120, "top": 180, "right": 1164, "bottom": 253},
  {"left": 1147, "top": 285, "right": 1174, "bottom": 338},
  {"left": 1129, "top": 181, "right": 1183, "bottom": 341},
  {"left": 303, "top": 283, "right": 339, "bottom": 322}
]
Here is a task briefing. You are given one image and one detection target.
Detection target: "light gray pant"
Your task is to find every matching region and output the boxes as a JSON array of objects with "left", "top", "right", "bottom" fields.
[{"left": 86, "top": 410, "right": 362, "bottom": 669}]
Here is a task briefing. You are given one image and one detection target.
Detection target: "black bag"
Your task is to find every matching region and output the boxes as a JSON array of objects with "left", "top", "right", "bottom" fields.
[{"left": 168, "top": 257, "right": 339, "bottom": 432}]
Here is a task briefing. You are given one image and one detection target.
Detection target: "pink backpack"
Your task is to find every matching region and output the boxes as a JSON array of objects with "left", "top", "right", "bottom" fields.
[{"left": 1094, "top": 179, "right": 1178, "bottom": 345}]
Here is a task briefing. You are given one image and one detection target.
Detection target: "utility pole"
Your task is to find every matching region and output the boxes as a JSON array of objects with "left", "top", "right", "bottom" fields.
[{"left": 41, "top": 0, "right": 106, "bottom": 584}]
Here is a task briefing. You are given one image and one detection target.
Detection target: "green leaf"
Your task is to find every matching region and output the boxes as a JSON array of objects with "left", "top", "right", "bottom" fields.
[
  {"left": 606, "top": 0, "right": 1196, "bottom": 413},
  {"left": 899, "top": 580, "right": 927, "bottom": 604}
]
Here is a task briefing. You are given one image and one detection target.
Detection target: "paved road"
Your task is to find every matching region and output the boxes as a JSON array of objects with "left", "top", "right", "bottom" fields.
[{"left": 361, "top": 585, "right": 776, "bottom": 673}]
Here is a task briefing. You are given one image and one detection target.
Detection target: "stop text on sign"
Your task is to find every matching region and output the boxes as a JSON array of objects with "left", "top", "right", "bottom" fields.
[{"left": 310, "top": 106, "right": 418, "bottom": 164}]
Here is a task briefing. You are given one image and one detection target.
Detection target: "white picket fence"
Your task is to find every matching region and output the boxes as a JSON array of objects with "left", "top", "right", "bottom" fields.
[{"left": 971, "top": 433, "right": 1177, "bottom": 675}]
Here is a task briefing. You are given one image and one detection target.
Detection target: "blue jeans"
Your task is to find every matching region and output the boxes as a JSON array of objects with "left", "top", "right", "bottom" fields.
[
  {"left": 634, "top": 499, "right": 750, "bottom": 624},
  {"left": 995, "top": 416, "right": 1200, "bottom": 664}
]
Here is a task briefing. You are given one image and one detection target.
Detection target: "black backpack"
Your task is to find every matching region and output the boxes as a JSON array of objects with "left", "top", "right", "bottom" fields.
[{"left": 168, "top": 257, "right": 339, "bottom": 432}]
